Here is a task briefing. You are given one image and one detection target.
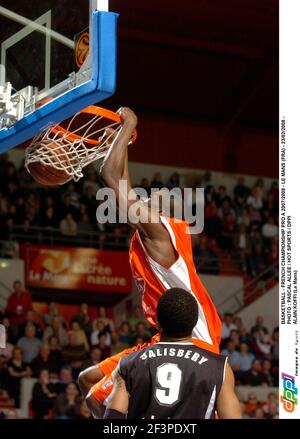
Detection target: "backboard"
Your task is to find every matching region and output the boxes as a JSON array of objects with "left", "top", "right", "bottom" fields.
[{"left": 0, "top": 0, "right": 118, "bottom": 151}]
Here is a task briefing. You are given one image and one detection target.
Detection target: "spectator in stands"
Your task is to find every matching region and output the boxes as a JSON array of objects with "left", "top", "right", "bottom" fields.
[
  {"left": 229, "top": 329, "right": 241, "bottom": 350},
  {"left": 267, "top": 242, "right": 279, "bottom": 278},
  {"left": 167, "top": 172, "right": 181, "bottom": 190},
  {"left": 234, "top": 177, "right": 250, "bottom": 202},
  {"left": 237, "top": 343, "right": 255, "bottom": 379},
  {"left": 244, "top": 392, "right": 260, "bottom": 417},
  {"left": 204, "top": 200, "right": 223, "bottom": 241},
  {"left": 118, "top": 321, "right": 133, "bottom": 345},
  {"left": 61, "top": 333, "right": 87, "bottom": 371},
  {"left": 261, "top": 359, "right": 274, "bottom": 387},
  {"left": 4, "top": 409, "right": 19, "bottom": 419},
  {"left": 81, "top": 347, "right": 102, "bottom": 370},
  {"left": 262, "top": 217, "right": 279, "bottom": 241},
  {"left": 43, "top": 316, "right": 68, "bottom": 348},
  {"left": 247, "top": 186, "right": 263, "bottom": 210},
  {"left": 60, "top": 194, "right": 79, "bottom": 220},
  {"left": 20, "top": 310, "right": 43, "bottom": 339},
  {"left": 253, "top": 408, "right": 265, "bottom": 419},
  {"left": 251, "top": 316, "right": 268, "bottom": 336},
  {"left": 59, "top": 213, "right": 78, "bottom": 237},
  {"left": 73, "top": 304, "right": 93, "bottom": 338},
  {"left": 249, "top": 228, "right": 264, "bottom": 254},
  {"left": 193, "top": 235, "right": 219, "bottom": 274},
  {"left": 239, "top": 325, "right": 252, "bottom": 345},
  {"left": 7, "top": 346, "right": 32, "bottom": 406},
  {"left": 242, "top": 359, "right": 269, "bottom": 386},
  {"left": 221, "top": 313, "right": 237, "bottom": 339},
  {"left": 132, "top": 336, "right": 145, "bottom": 346},
  {"left": 233, "top": 316, "right": 243, "bottom": 332},
  {"left": 239, "top": 402, "right": 250, "bottom": 420},
  {"left": 31, "top": 369, "right": 57, "bottom": 418},
  {"left": 17, "top": 324, "right": 42, "bottom": 365},
  {"left": 150, "top": 173, "right": 164, "bottom": 191},
  {"left": 234, "top": 224, "right": 250, "bottom": 272},
  {"left": 5, "top": 281, "right": 33, "bottom": 340},
  {"left": 90, "top": 319, "right": 111, "bottom": 346},
  {"left": 44, "top": 302, "right": 66, "bottom": 327},
  {"left": 234, "top": 194, "right": 246, "bottom": 218},
  {"left": 0, "top": 319, "right": 13, "bottom": 360},
  {"left": 31, "top": 344, "right": 55, "bottom": 378},
  {"left": 47, "top": 335, "right": 64, "bottom": 377},
  {"left": 98, "top": 307, "right": 115, "bottom": 333},
  {"left": 97, "top": 334, "right": 111, "bottom": 360},
  {"left": 82, "top": 171, "right": 100, "bottom": 197},
  {"left": 55, "top": 366, "right": 74, "bottom": 395},
  {"left": 69, "top": 321, "right": 89, "bottom": 352},
  {"left": 132, "top": 322, "right": 151, "bottom": 343},
  {"left": 215, "top": 186, "right": 231, "bottom": 208},
  {"left": 110, "top": 330, "right": 129, "bottom": 355},
  {"left": 98, "top": 230, "right": 107, "bottom": 249},
  {"left": 128, "top": 306, "right": 149, "bottom": 332},
  {"left": 53, "top": 382, "right": 81, "bottom": 419},
  {"left": 78, "top": 213, "right": 94, "bottom": 238},
  {"left": 64, "top": 183, "right": 80, "bottom": 209},
  {"left": 139, "top": 178, "right": 151, "bottom": 197},
  {"left": 0, "top": 354, "right": 8, "bottom": 391},
  {"left": 237, "top": 208, "right": 250, "bottom": 229},
  {"left": 40, "top": 206, "right": 58, "bottom": 229},
  {"left": 247, "top": 205, "right": 261, "bottom": 224},
  {"left": 252, "top": 328, "right": 272, "bottom": 359},
  {"left": 221, "top": 340, "right": 240, "bottom": 373},
  {"left": 248, "top": 244, "right": 267, "bottom": 277},
  {"left": 81, "top": 186, "right": 97, "bottom": 219},
  {"left": 272, "top": 328, "right": 279, "bottom": 378},
  {"left": 262, "top": 392, "right": 279, "bottom": 419},
  {"left": 15, "top": 195, "right": 26, "bottom": 224}
]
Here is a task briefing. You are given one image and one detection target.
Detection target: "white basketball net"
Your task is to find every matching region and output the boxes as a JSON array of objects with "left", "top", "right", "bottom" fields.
[{"left": 25, "top": 110, "right": 122, "bottom": 182}]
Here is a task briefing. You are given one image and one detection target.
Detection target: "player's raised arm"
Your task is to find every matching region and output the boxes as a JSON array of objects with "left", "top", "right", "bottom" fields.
[
  {"left": 99, "top": 107, "right": 177, "bottom": 266},
  {"left": 216, "top": 363, "right": 242, "bottom": 419},
  {"left": 103, "top": 370, "right": 129, "bottom": 419}
]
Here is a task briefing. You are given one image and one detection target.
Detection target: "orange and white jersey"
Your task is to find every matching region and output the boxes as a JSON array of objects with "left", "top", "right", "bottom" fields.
[{"left": 129, "top": 216, "right": 221, "bottom": 348}]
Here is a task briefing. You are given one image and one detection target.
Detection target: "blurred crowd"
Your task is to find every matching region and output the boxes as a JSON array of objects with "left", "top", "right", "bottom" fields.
[
  {"left": 0, "top": 156, "right": 278, "bottom": 280},
  {"left": 0, "top": 281, "right": 152, "bottom": 418},
  {"left": 0, "top": 281, "right": 278, "bottom": 419},
  {"left": 194, "top": 172, "right": 279, "bottom": 278}
]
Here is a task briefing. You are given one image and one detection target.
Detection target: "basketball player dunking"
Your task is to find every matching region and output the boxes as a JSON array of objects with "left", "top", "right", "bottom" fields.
[
  {"left": 79, "top": 108, "right": 222, "bottom": 417},
  {"left": 104, "top": 289, "right": 241, "bottom": 419}
]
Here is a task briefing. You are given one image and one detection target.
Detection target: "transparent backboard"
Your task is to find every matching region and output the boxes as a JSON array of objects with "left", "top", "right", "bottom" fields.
[
  {"left": 0, "top": 0, "right": 90, "bottom": 95},
  {"left": 0, "top": 0, "right": 118, "bottom": 151}
]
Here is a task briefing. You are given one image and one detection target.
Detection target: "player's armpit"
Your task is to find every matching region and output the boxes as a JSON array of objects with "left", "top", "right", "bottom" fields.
[
  {"left": 216, "top": 363, "right": 242, "bottom": 419},
  {"left": 105, "top": 370, "right": 129, "bottom": 416}
]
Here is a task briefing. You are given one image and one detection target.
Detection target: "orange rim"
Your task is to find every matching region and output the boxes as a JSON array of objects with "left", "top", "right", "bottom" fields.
[{"left": 51, "top": 106, "right": 137, "bottom": 145}]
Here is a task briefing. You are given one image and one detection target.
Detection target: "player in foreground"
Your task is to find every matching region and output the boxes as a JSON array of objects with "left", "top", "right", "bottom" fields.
[
  {"left": 79, "top": 108, "right": 222, "bottom": 416},
  {"left": 104, "top": 288, "right": 241, "bottom": 419}
]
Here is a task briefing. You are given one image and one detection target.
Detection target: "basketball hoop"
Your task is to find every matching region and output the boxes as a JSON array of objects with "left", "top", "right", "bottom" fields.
[{"left": 25, "top": 105, "right": 137, "bottom": 184}]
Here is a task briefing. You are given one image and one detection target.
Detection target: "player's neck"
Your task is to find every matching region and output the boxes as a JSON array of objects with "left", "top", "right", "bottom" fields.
[{"left": 160, "top": 335, "right": 193, "bottom": 343}]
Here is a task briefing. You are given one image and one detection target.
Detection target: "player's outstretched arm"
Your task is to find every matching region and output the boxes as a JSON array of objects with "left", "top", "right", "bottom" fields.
[
  {"left": 100, "top": 107, "right": 176, "bottom": 266},
  {"left": 216, "top": 363, "right": 242, "bottom": 419},
  {"left": 103, "top": 370, "right": 129, "bottom": 419}
]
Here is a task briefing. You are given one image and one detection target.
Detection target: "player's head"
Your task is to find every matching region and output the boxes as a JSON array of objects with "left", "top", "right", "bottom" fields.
[{"left": 156, "top": 288, "right": 198, "bottom": 339}]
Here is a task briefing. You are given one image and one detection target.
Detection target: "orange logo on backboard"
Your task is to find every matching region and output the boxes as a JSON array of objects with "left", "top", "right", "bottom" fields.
[{"left": 75, "top": 32, "right": 90, "bottom": 69}]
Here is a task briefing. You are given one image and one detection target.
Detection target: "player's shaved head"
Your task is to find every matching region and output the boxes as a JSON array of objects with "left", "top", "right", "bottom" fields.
[{"left": 157, "top": 288, "right": 198, "bottom": 338}]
